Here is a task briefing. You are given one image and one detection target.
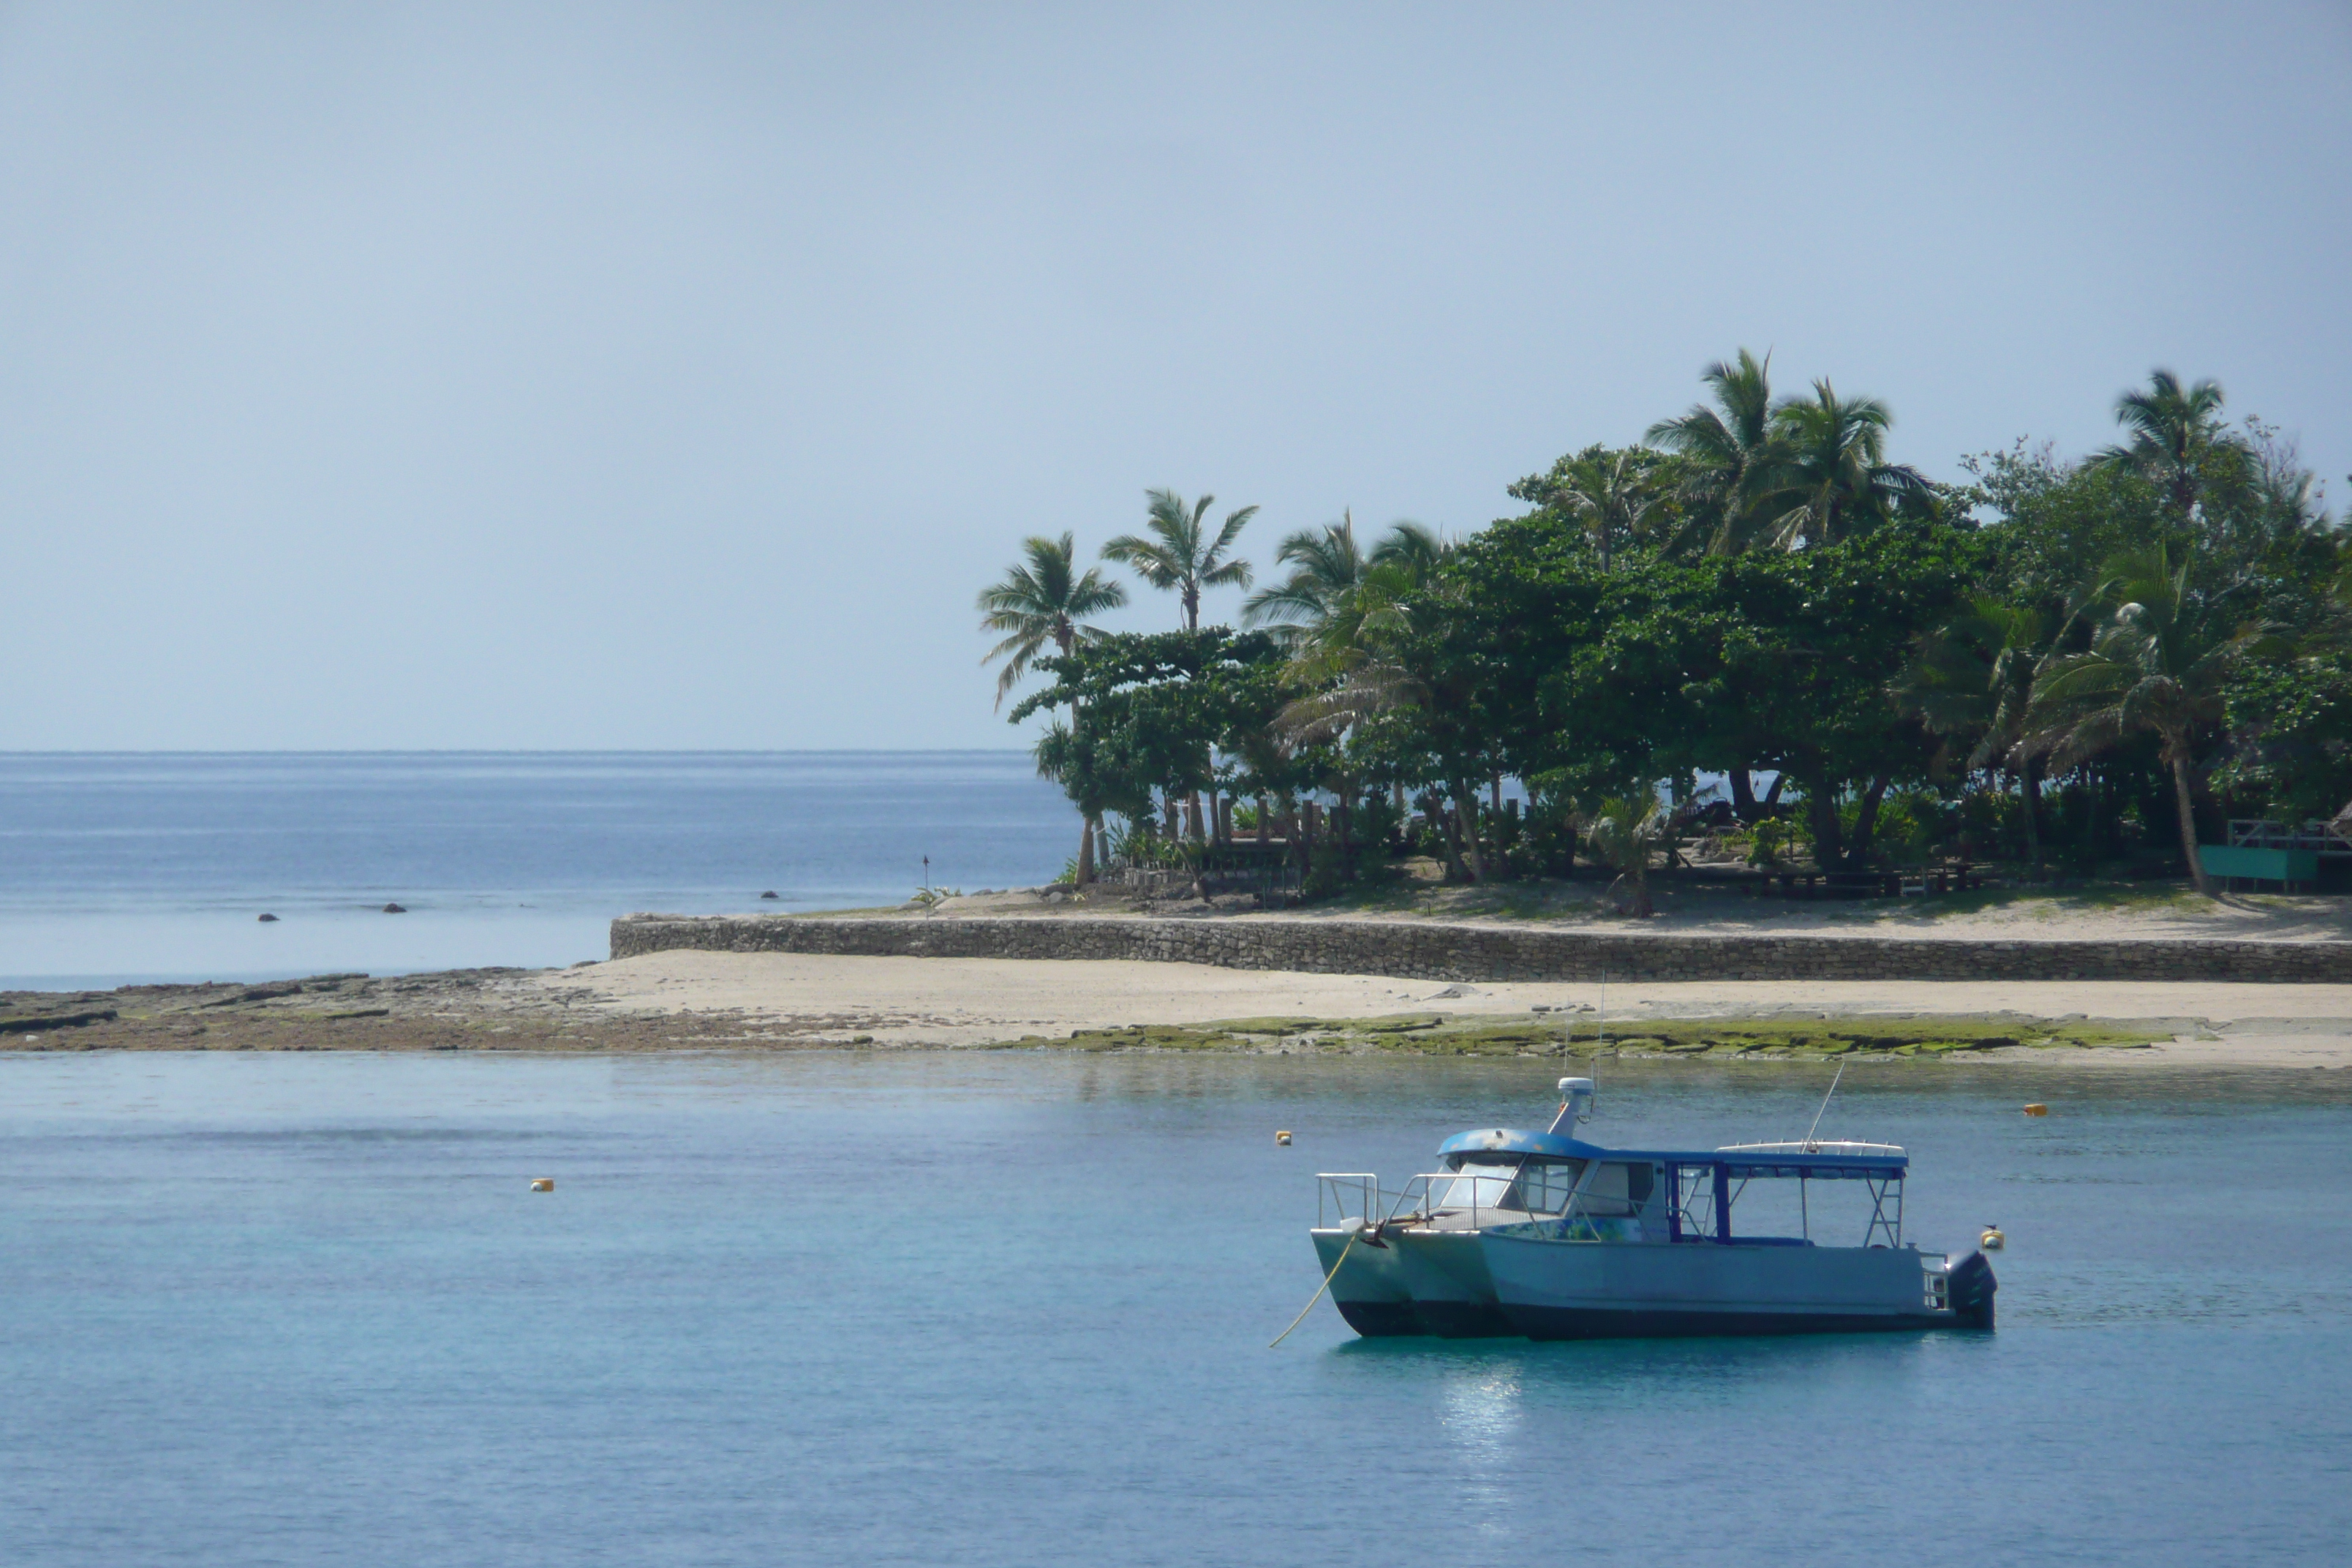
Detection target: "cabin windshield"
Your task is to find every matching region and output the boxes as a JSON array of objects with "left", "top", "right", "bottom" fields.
[
  {"left": 1431, "top": 1156, "right": 1523, "bottom": 1212},
  {"left": 1430, "top": 1156, "right": 1649, "bottom": 1216}
]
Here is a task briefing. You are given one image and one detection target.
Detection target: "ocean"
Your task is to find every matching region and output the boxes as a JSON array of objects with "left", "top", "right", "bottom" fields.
[
  {"left": 2, "top": 1050, "right": 2346, "bottom": 1566},
  {"left": 0, "top": 752, "right": 1075, "bottom": 988},
  {"left": 5, "top": 753, "right": 2349, "bottom": 1565}
]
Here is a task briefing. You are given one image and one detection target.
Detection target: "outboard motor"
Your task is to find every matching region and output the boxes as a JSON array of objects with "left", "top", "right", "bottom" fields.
[
  {"left": 1550, "top": 1077, "right": 1594, "bottom": 1133},
  {"left": 1948, "top": 1251, "right": 1999, "bottom": 1330}
]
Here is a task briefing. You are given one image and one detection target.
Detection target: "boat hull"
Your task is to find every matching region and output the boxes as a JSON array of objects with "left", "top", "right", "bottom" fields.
[
  {"left": 1482, "top": 1235, "right": 1994, "bottom": 1340},
  {"left": 1390, "top": 1230, "right": 1514, "bottom": 1338},
  {"left": 1311, "top": 1227, "right": 1420, "bottom": 1337}
]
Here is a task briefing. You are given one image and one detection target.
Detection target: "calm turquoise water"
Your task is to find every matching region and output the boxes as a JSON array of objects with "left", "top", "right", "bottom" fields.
[
  {"left": 0, "top": 753, "right": 1073, "bottom": 987},
  {"left": 3, "top": 1051, "right": 2346, "bottom": 1566}
]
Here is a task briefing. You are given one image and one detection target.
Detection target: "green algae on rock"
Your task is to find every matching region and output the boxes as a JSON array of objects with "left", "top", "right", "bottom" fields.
[{"left": 1030, "top": 1014, "right": 2167, "bottom": 1058}]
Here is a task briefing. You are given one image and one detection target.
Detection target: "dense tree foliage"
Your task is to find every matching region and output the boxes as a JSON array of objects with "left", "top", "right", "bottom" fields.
[{"left": 983, "top": 358, "right": 2342, "bottom": 900}]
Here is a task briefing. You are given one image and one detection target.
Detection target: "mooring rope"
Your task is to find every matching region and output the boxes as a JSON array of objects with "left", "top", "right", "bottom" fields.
[{"left": 1269, "top": 1224, "right": 1362, "bottom": 1348}]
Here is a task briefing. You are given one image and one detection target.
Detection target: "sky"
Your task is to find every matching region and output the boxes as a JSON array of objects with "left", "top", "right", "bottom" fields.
[{"left": 3, "top": 2, "right": 2348, "bottom": 750}]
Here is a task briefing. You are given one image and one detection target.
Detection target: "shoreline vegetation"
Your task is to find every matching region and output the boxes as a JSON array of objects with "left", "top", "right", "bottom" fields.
[{"left": 984, "top": 362, "right": 2349, "bottom": 915}]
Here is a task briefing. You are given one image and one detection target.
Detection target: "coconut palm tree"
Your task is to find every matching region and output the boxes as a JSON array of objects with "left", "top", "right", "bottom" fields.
[
  {"left": 1892, "top": 595, "right": 2057, "bottom": 869},
  {"left": 2023, "top": 544, "right": 2284, "bottom": 896},
  {"left": 1762, "top": 380, "right": 1930, "bottom": 549},
  {"left": 2097, "top": 370, "right": 2227, "bottom": 522},
  {"left": 1102, "top": 489, "right": 1258, "bottom": 630},
  {"left": 1646, "top": 347, "right": 1781, "bottom": 554},
  {"left": 1580, "top": 794, "right": 1670, "bottom": 917},
  {"left": 1553, "top": 449, "right": 1667, "bottom": 572},
  {"left": 1242, "top": 511, "right": 1364, "bottom": 644},
  {"left": 1369, "top": 520, "right": 1447, "bottom": 576},
  {"left": 976, "top": 532, "right": 1129, "bottom": 707},
  {"left": 1243, "top": 514, "right": 1447, "bottom": 645},
  {"left": 1276, "top": 535, "right": 1494, "bottom": 879}
]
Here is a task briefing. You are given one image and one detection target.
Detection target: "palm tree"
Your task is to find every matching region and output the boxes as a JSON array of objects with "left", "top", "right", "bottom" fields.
[
  {"left": 2023, "top": 544, "right": 2283, "bottom": 896},
  {"left": 1646, "top": 348, "right": 1781, "bottom": 554},
  {"left": 2097, "top": 369, "right": 2228, "bottom": 521},
  {"left": 1554, "top": 449, "right": 1666, "bottom": 572},
  {"left": 1892, "top": 595, "right": 2056, "bottom": 869},
  {"left": 1102, "top": 489, "right": 1258, "bottom": 630},
  {"left": 1580, "top": 794, "right": 1670, "bottom": 918},
  {"left": 1242, "top": 511, "right": 1364, "bottom": 644},
  {"left": 1276, "top": 535, "right": 1496, "bottom": 880},
  {"left": 1762, "top": 380, "right": 1929, "bottom": 549},
  {"left": 1369, "top": 520, "right": 1447, "bottom": 576},
  {"left": 976, "top": 533, "right": 1129, "bottom": 707}
]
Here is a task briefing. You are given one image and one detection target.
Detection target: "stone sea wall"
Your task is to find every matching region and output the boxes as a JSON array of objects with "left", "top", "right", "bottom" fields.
[{"left": 608, "top": 913, "right": 2352, "bottom": 984}]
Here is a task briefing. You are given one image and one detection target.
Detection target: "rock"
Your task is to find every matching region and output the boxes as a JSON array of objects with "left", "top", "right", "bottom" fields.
[
  {"left": 760, "top": 891, "right": 780, "bottom": 900},
  {"left": 257, "top": 913, "right": 279, "bottom": 923},
  {"left": 382, "top": 902, "right": 407, "bottom": 914}
]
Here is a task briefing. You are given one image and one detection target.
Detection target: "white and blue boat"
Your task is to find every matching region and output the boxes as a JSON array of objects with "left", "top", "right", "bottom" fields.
[{"left": 1309, "top": 1077, "right": 1997, "bottom": 1340}]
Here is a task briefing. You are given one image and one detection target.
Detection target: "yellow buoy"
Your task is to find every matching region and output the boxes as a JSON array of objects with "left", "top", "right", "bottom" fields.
[
  {"left": 1980, "top": 1226, "right": 2005, "bottom": 1250},
  {"left": 529, "top": 1177, "right": 554, "bottom": 1192},
  {"left": 1275, "top": 1130, "right": 1293, "bottom": 1146},
  {"left": 2023, "top": 1103, "right": 2048, "bottom": 1117}
]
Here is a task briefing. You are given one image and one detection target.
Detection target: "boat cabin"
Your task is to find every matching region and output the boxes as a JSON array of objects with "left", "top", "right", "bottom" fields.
[{"left": 1411, "top": 1126, "right": 1911, "bottom": 1248}]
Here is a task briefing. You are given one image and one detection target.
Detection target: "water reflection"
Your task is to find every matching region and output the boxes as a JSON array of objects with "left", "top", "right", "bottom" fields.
[{"left": 1438, "top": 1358, "right": 1524, "bottom": 1521}]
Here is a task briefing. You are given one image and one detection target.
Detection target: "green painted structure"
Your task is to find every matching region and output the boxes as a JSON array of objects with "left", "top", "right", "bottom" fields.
[{"left": 2198, "top": 845, "right": 2319, "bottom": 883}]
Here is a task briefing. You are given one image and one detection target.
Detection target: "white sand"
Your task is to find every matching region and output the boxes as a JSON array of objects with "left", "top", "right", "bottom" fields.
[{"left": 529, "top": 950, "right": 2352, "bottom": 1068}]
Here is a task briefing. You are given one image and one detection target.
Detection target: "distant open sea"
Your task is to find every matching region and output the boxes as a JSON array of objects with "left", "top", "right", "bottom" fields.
[{"left": 0, "top": 753, "right": 1074, "bottom": 989}]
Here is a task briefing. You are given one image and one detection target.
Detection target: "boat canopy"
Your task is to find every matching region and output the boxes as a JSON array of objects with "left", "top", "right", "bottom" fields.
[{"left": 1437, "top": 1128, "right": 1908, "bottom": 1180}]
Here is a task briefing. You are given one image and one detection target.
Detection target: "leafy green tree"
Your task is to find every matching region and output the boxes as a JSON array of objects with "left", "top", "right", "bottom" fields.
[
  {"left": 976, "top": 533, "right": 1128, "bottom": 707},
  {"left": 1014, "top": 628, "right": 1293, "bottom": 861},
  {"left": 1103, "top": 489, "right": 1258, "bottom": 631},
  {"left": 1032, "top": 716, "right": 1152, "bottom": 886},
  {"left": 1443, "top": 513, "right": 1974, "bottom": 870}
]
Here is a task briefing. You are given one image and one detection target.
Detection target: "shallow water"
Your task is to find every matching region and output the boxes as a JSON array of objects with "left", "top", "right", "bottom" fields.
[
  {"left": 3, "top": 1052, "right": 2346, "bottom": 1566},
  {"left": 0, "top": 752, "right": 1071, "bottom": 986}
]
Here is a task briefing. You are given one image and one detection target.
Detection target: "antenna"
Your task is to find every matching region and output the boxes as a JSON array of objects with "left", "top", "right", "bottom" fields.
[
  {"left": 1802, "top": 1060, "right": 1845, "bottom": 1152},
  {"left": 1588, "top": 972, "right": 1603, "bottom": 1118}
]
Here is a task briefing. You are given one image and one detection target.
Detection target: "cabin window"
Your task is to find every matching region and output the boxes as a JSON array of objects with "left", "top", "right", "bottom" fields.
[
  {"left": 1569, "top": 1161, "right": 1655, "bottom": 1218},
  {"left": 1506, "top": 1158, "right": 1588, "bottom": 1214}
]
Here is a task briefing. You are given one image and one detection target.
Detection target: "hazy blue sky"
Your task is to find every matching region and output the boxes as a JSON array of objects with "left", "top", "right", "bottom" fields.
[{"left": 4, "top": 3, "right": 2347, "bottom": 750}]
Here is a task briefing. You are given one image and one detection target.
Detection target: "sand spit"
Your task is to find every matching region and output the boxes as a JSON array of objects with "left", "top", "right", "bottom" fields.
[{"left": 5, "top": 951, "right": 2352, "bottom": 1068}]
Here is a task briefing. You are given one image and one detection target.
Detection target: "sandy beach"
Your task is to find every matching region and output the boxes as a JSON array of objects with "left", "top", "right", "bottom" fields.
[{"left": 9, "top": 943, "right": 2352, "bottom": 1067}]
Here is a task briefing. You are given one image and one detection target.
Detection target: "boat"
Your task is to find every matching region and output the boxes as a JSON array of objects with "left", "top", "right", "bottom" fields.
[{"left": 1308, "top": 1076, "right": 1997, "bottom": 1340}]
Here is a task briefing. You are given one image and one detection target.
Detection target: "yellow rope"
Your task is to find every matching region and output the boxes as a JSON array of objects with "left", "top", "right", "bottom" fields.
[{"left": 1269, "top": 1226, "right": 1361, "bottom": 1348}]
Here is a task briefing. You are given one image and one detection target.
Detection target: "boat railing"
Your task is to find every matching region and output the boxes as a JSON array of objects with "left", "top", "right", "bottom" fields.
[
  {"left": 1716, "top": 1139, "right": 1906, "bottom": 1159},
  {"left": 1316, "top": 1174, "right": 1382, "bottom": 1228},
  {"left": 1317, "top": 1174, "right": 1437, "bottom": 1229},
  {"left": 1316, "top": 1172, "right": 1512, "bottom": 1229}
]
